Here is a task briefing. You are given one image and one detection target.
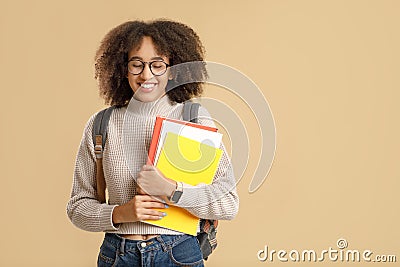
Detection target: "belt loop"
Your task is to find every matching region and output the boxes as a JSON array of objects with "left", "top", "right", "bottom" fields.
[
  {"left": 156, "top": 235, "right": 168, "bottom": 252},
  {"left": 119, "top": 237, "right": 126, "bottom": 256}
]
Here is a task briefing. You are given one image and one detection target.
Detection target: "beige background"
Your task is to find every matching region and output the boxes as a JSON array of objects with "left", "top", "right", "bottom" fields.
[{"left": 1, "top": 0, "right": 399, "bottom": 266}]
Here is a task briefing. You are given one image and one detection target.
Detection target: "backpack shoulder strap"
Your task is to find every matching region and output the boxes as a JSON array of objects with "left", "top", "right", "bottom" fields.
[
  {"left": 183, "top": 101, "right": 201, "bottom": 123},
  {"left": 183, "top": 101, "right": 219, "bottom": 260},
  {"left": 92, "top": 106, "right": 116, "bottom": 203},
  {"left": 92, "top": 106, "right": 116, "bottom": 158}
]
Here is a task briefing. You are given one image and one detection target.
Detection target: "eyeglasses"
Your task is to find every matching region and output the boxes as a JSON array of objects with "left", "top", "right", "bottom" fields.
[{"left": 127, "top": 59, "right": 170, "bottom": 76}]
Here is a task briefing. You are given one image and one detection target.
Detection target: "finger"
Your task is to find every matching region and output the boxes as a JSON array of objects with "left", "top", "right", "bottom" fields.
[
  {"left": 136, "top": 208, "right": 167, "bottom": 221},
  {"left": 140, "top": 201, "right": 169, "bottom": 209},
  {"left": 136, "top": 194, "right": 166, "bottom": 203},
  {"left": 139, "top": 214, "right": 166, "bottom": 221},
  {"left": 137, "top": 197, "right": 168, "bottom": 208}
]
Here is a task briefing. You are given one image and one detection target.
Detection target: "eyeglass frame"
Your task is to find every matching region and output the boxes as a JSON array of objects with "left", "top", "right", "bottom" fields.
[{"left": 127, "top": 59, "right": 171, "bottom": 76}]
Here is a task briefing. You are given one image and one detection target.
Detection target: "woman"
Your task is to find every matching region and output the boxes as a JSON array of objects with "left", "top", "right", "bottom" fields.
[{"left": 67, "top": 19, "right": 239, "bottom": 267}]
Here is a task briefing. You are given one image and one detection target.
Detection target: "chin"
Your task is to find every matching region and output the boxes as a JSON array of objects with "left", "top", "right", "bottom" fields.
[{"left": 133, "top": 92, "right": 161, "bottom": 103}]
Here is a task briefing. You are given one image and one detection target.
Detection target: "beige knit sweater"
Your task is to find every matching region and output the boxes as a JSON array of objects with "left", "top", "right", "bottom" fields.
[{"left": 67, "top": 95, "right": 239, "bottom": 235}]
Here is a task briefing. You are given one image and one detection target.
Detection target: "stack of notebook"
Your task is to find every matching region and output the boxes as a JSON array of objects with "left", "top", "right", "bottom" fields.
[{"left": 144, "top": 116, "right": 223, "bottom": 235}]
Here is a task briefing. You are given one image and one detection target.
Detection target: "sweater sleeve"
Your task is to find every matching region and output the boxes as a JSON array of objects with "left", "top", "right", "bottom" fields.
[
  {"left": 174, "top": 106, "right": 239, "bottom": 220},
  {"left": 66, "top": 114, "right": 119, "bottom": 232}
]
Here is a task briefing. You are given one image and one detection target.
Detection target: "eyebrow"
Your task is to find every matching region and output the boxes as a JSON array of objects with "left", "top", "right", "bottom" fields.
[{"left": 128, "top": 56, "right": 165, "bottom": 61}]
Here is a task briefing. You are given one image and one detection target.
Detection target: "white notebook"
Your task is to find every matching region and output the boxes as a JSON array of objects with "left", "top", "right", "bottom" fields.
[{"left": 154, "top": 119, "right": 223, "bottom": 164}]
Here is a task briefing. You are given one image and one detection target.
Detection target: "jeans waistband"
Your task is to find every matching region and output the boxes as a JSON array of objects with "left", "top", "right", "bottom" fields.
[{"left": 104, "top": 233, "right": 192, "bottom": 254}]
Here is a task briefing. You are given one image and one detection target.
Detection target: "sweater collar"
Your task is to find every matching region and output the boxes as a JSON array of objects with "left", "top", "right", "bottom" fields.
[{"left": 126, "top": 94, "right": 178, "bottom": 117}]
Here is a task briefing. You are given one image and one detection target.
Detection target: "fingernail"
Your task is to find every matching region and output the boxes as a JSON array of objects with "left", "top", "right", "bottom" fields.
[
  {"left": 164, "top": 204, "right": 169, "bottom": 209},
  {"left": 162, "top": 212, "right": 167, "bottom": 217}
]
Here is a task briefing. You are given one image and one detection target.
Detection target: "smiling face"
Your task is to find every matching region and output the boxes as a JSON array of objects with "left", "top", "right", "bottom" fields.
[{"left": 126, "top": 36, "right": 170, "bottom": 102}]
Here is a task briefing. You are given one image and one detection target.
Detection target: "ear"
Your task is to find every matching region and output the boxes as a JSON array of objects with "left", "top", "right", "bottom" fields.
[{"left": 168, "top": 69, "right": 174, "bottom": 80}]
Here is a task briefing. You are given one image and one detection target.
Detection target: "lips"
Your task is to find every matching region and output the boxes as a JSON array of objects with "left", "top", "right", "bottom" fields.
[{"left": 138, "top": 83, "right": 158, "bottom": 92}]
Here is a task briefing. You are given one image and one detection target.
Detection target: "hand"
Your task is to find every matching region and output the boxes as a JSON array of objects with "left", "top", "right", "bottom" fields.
[
  {"left": 137, "top": 165, "right": 177, "bottom": 197},
  {"left": 112, "top": 195, "right": 168, "bottom": 224},
  {"left": 136, "top": 185, "right": 146, "bottom": 195}
]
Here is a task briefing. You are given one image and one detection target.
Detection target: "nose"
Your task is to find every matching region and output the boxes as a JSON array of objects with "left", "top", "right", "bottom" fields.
[{"left": 140, "top": 63, "right": 153, "bottom": 81}]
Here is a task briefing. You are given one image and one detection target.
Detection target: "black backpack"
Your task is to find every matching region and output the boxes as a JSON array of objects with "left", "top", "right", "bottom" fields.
[{"left": 92, "top": 101, "right": 218, "bottom": 260}]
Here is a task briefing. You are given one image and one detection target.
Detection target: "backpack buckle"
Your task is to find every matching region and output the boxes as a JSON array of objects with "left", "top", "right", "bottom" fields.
[{"left": 94, "top": 135, "right": 103, "bottom": 158}]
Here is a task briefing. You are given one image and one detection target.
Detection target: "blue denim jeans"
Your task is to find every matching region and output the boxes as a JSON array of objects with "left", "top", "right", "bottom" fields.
[{"left": 97, "top": 233, "right": 204, "bottom": 267}]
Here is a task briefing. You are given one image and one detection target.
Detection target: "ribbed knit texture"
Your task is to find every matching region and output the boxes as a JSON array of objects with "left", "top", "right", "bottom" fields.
[{"left": 67, "top": 95, "right": 239, "bottom": 234}]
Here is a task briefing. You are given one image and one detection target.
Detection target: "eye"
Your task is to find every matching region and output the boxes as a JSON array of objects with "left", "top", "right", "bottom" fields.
[
  {"left": 151, "top": 62, "right": 164, "bottom": 68},
  {"left": 129, "top": 60, "right": 143, "bottom": 68}
]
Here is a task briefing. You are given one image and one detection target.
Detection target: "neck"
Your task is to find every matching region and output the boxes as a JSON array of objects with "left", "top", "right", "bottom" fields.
[{"left": 126, "top": 94, "right": 176, "bottom": 117}]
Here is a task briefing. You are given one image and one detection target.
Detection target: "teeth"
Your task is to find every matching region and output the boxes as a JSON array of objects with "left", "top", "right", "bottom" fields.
[{"left": 141, "top": 83, "right": 155, "bottom": 89}]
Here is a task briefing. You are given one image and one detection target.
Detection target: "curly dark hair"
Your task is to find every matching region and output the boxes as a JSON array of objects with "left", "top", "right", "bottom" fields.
[{"left": 94, "top": 19, "right": 206, "bottom": 107}]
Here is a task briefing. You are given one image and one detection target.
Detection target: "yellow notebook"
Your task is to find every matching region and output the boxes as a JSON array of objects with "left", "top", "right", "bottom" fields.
[{"left": 145, "top": 132, "right": 223, "bottom": 235}]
